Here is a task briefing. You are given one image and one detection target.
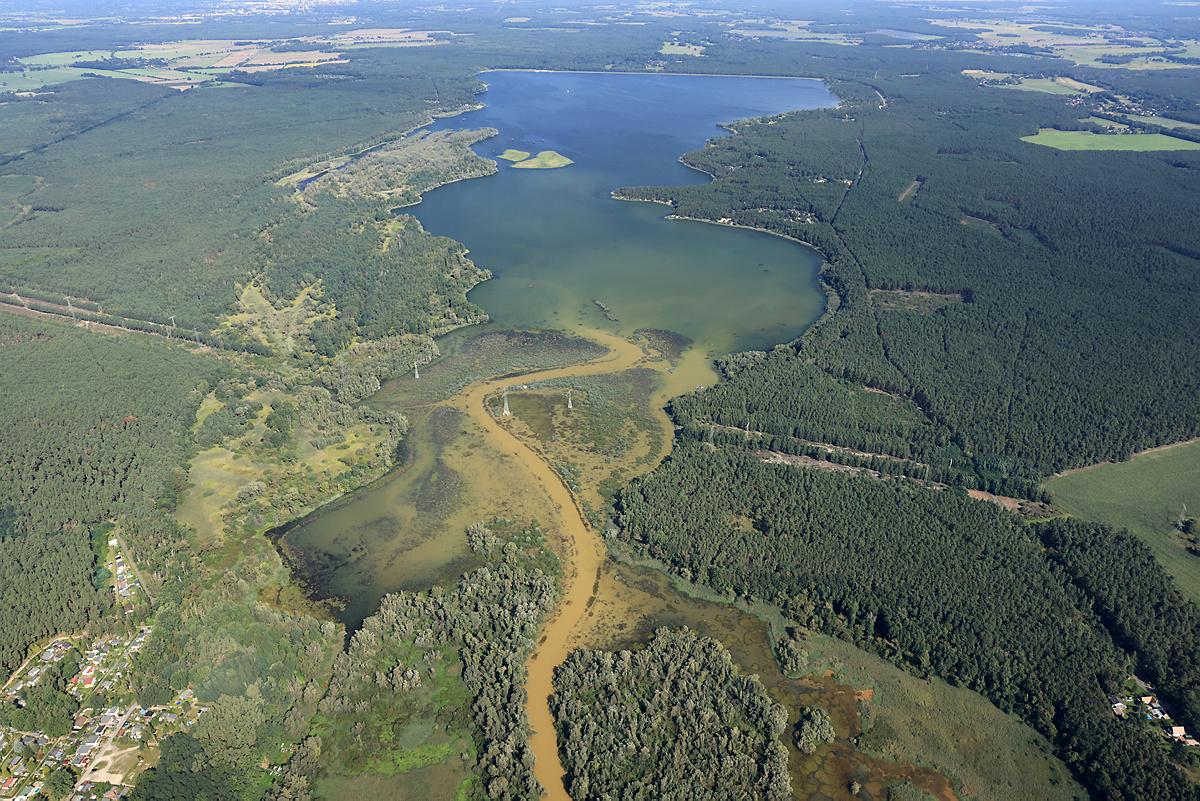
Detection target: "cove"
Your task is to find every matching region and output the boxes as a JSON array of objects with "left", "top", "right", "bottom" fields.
[{"left": 281, "top": 71, "right": 838, "bottom": 627}]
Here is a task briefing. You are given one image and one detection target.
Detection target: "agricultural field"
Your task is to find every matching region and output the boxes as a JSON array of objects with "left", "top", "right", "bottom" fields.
[
  {"left": 931, "top": 18, "right": 1200, "bottom": 68},
  {"left": 660, "top": 42, "right": 704, "bottom": 56},
  {"left": 1021, "top": 129, "right": 1200, "bottom": 151},
  {"left": 1122, "top": 113, "right": 1200, "bottom": 132},
  {"left": 6, "top": 29, "right": 455, "bottom": 92},
  {"left": 963, "top": 71, "right": 1106, "bottom": 94},
  {"left": 729, "top": 21, "right": 859, "bottom": 46},
  {"left": 1046, "top": 440, "right": 1200, "bottom": 603}
]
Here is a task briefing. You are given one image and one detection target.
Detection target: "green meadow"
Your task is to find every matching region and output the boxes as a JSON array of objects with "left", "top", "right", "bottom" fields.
[
  {"left": 806, "top": 634, "right": 1083, "bottom": 800},
  {"left": 1046, "top": 440, "right": 1200, "bottom": 603},
  {"left": 1022, "top": 129, "right": 1200, "bottom": 151}
]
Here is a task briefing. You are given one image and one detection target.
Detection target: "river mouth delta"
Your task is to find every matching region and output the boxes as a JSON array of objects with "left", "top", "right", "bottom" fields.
[{"left": 275, "top": 71, "right": 959, "bottom": 798}]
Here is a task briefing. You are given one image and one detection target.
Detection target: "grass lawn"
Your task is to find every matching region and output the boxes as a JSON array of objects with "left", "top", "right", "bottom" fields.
[
  {"left": 1, "top": 67, "right": 91, "bottom": 91},
  {"left": 1046, "top": 440, "right": 1200, "bottom": 603},
  {"left": 316, "top": 761, "right": 472, "bottom": 801},
  {"left": 660, "top": 43, "right": 705, "bottom": 55},
  {"left": 1085, "top": 116, "right": 1129, "bottom": 130},
  {"left": 1022, "top": 129, "right": 1200, "bottom": 151},
  {"left": 511, "top": 150, "right": 573, "bottom": 169},
  {"left": 1004, "top": 78, "right": 1078, "bottom": 95}
]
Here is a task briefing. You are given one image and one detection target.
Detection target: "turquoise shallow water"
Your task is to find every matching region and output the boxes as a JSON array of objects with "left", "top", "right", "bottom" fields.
[{"left": 415, "top": 70, "right": 838, "bottom": 354}]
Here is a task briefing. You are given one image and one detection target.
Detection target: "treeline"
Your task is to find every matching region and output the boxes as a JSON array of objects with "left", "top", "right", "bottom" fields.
[
  {"left": 0, "top": 531, "right": 101, "bottom": 678},
  {"left": 550, "top": 627, "right": 790, "bottom": 800},
  {"left": 0, "top": 47, "right": 491, "bottom": 331},
  {"left": 316, "top": 334, "right": 439, "bottom": 404},
  {"left": 0, "top": 654, "right": 81, "bottom": 737},
  {"left": 1035, "top": 518, "right": 1200, "bottom": 738},
  {"left": 128, "top": 574, "right": 341, "bottom": 801},
  {"left": 0, "top": 316, "right": 219, "bottom": 674},
  {"left": 0, "top": 295, "right": 271, "bottom": 354},
  {"left": 615, "top": 444, "right": 1196, "bottom": 798},
  {"left": 678, "top": 350, "right": 1046, "bottom": 500}
]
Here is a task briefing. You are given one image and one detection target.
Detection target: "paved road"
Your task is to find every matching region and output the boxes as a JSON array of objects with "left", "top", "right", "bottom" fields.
[{"left": 78, "top": 704, "right": 140, "bottom": 786}]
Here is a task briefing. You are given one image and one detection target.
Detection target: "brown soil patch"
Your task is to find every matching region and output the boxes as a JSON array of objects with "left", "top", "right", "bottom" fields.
[
  {"left": 245, "top": 50, "right": 344, "bottom": 66},
  {"left": 86, "top": 745, "right": 142, "bottom": 784},
  {"left": 210, "top": 50, "right": 256, "bottom": 69},
  {"left": 966, "top": 488, "right": 1038, "bottom": 513}
]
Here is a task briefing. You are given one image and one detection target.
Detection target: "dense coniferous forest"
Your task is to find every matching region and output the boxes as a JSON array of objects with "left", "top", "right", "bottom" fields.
[
  {"left": 0, "top": 317, "right": 219, "bottom": 673},
  {"left": 610, "top": 32, "right": 1200, "bottom": 796},
  {"left": 622, "top": 50, "right": 1200, "bottom": 482},
  {"left": 616, "top": 446, "right": 1199, "bottom": 798}
]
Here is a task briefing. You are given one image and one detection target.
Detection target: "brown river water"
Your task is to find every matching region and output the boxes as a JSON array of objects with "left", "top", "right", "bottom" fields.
[{"left": 430, "top": 329, "right": 955, "bottom": 800}]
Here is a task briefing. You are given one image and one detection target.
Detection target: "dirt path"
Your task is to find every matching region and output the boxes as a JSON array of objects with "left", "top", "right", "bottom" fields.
[
  {"left": 446, "top": 329, "right": 649, "bottom": 801},
  {"left": 897, "top": 179, "right": 920, "bottom": 202},
  {"left": 114, "top": 526, "right": 154, "bottom": 605},
  {"left": 85, "top": 744, "right": 141, "bottom": 785},
  {"left": 79, "top": 705, "right": 139, "bottom": 787},
  {"left": 1, "top": 635, "right": 73, "bottom": 692}
]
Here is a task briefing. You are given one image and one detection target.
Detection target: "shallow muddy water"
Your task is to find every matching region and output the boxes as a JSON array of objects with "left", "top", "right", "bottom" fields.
[{"left": 282, "top": 70, "right": 835, "bottom": 627}]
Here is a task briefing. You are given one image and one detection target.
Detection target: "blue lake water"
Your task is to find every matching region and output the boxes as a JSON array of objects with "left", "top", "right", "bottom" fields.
[{"left": 415, "top": 70, "right": 838, "bottom": 354}]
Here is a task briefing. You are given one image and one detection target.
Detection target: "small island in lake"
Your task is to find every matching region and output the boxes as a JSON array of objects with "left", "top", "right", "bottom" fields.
[{"left": 510, "top": 149, "right": 574, "bottom": 168}]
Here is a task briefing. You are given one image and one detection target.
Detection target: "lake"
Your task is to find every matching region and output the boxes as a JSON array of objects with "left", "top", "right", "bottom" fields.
[
  {"left": 279, "top": 70, "right": 838, "bottom": 627},
  {"left": 415, "top": 70, "right": 838, "bottom": 355}
]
